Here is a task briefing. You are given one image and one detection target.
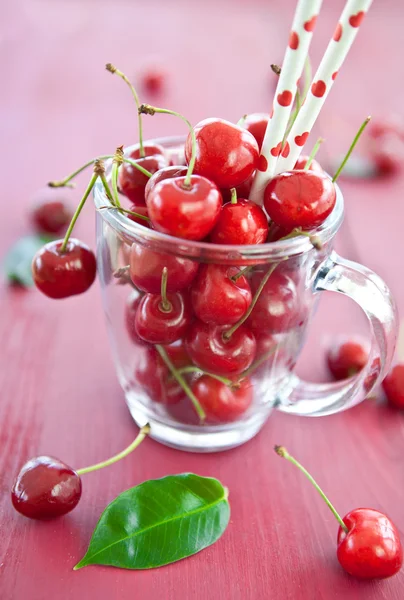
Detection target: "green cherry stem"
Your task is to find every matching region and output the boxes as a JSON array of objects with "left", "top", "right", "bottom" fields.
[
  {"left": 111, "top": 146, "right": 124, "bottom": 208},
  {"left": 76, "top": 425, "right": 150, "bottom": 476},
  {"left": 230, "top": 266, "right": 253, "bottom": 283},
  {"left": 332, "top": 116, "right": 371, "bottom": 183},
  {"left": 176, "top": 366, "right": 233, "bottom": 386},
  {"left": 230, "top": 188, "right": 238, "bottom": 204},
  {"left": 98, "top": 205, "right": 150, "bottom": 222},
  {"left": 106, "top": 63, "right": 145, "bottom": 157},
  {"left": 239, "top": 346, "right": 278, "bottom": 379},
  {"left": 155, "top": 345, "right": 206, "bottom": 421},
  {"left": 274, "top": 445, "right": 349, "bottom": 534},
  {"left": 139, "top": 104, "right": 196, "bottom": 188},
  {"left": 159, "top": 267, "right": 172, "bottom": 312},
  {"left": 237, "top": 114, "right": 248, "bottom": 127},
  {"left": 304, "top": 137, "right": 324, "bottom": 170}
]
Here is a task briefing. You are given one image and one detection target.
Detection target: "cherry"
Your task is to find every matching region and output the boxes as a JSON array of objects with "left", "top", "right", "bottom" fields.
[
  {"left": 144, "top": 165, "right": 188, "bottom": 199},
  {"left": 294, "top": 155, "right": 323, "bottom": 173},
  {"left": 191, "top": 376, "right": 253, "bottom": 423},
  {"left": 220, "top": 173, "right": 255, "bottom": 203},
  {"left": 135, "top": 343, "right": 189, "bottom": 404},
  {"left": 337, "top": 509, "right": 403, "bottom": 579},
  {"left": 32, "top": 238, "right": 97, "bottom": 299},
  {"left": 125, "top": 294, "right": 148, "bottom": 345},
  {"left": 382, "top": 364, "right": 404, "bottom": 409},
  {"left": 368, "top": 118, "right": 404, "bottom": 141},
  {"left": 191, "top": 265, "right": 252, "bottom": 325},
  {"left": 242, "top": 112, "right": 270, "bottom": 150},
  {"left": 130, "top": 143, "right": 166, "bottom": 160},
  {"left": 369, "top": 133, "right": 404, "bottom": 176},
  {"left": 30, "top": 190, "right": 73, "bottom": 235},
  {"left": 210, "top": 199, "right": 269, "bottom": 245},
  {"left": 264, "top": 170, "right": 336, "bottom": 230},
  {"left": 129, "top": 243, "right": 199, "bottom": 293},
  {"left": 186, "top": 320, "right": 256, "bottom": 376},
  {"left": 127, "top": 204, "right": 152, "bottom": 228},
  {"left": 11, "top": 456, "right": 82, "bottom": 519},
  {"left": 185, "top": 118, "right": 259, "bottom": 189},
  {"left": 275, "top": 446, "right": 403, "bottom": 580},
  {"left": 134, "top": 268, "right": 192, "bottom": 344},
  {"left": 119, "top": 152, "right": 167, "bottom": 206},
  {"left": 147, "top": 175, "right": 222, "bottom": 241},
  {"left": 247, "top": 270, "right": 302, "bottom": 334},
  {"left": 141, "top": 68, "right": 165, "bottom": 94},
  {"left": 327, "top": 337, "right": 369, "bottom": 380}
]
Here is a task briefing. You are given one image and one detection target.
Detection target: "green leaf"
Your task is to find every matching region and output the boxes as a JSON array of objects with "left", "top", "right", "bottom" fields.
[
  {"left": 3, "top": 235, "right": 50, "bottom": 287},
  {"left": 74, "top": 473, "right": 230, "bottom": 571}
]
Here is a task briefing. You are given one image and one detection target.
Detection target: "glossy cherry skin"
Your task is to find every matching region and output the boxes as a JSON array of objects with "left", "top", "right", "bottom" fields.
[
  {"left": 185, "top": 118, "right": 259, "bottom": 189},
  {"left": 220, "top": 173, "right": 255, "bottom": 204},
  {"left": 147, "top": 175, "right": 222, "bottom": 241},
  {"left": 337, "top": 508, "right": 403, "bottom": 579},
  {"left": 383, "top": 364, "right": 404, "bottom": 409},
  {"left": 129, "top": 244, "right": 199, "bottom": 293},
  {"left": 247, "top": 270, "right": 302, "bottom": 334},
  {"left": 11, "top": 456, "right": 82, "bottom": 519},
  {"left": 294, "top": 155, "right": 323, "bottom": 173},
  {"left": 32, "top": 238, "right": 97, "bottom": 299},
  {"left": 191, "top": 265, "right": 252, "bottom": 325},
  {"left": 135, "top": 343, "right": 189, "bottom": 404},
  {"left": 327, "top": 338, "right": 368, "bottom": 380},
  {"left": 125, "top": 294, "right": 148, "bottom": 345},
  {"left": 31, "top": 192, "right": 73, "bottom": 235},
  {"left": 191, "top": 376, "right": 253, "bottom": 423},
  {"left": 243, "top": 113, "right": 270, "bottom": 150},
  {"left": 127, "top": 204, "right": 152, "bottom": 229},
  {"left": 119, "top": 153, "right": 167, "bottom": 206},
  {"left": 135, "top": 291, "right": 192, "bottom": 344},
  {"left": 144, "top": 165, "right": 188, "bottom": 199},
  {"left": 186, "top": 321, "right": 256, "bottom": 376},
  {"left": 264, "top": 170, "right": 336, "bottom": 230},
  {"left": 210, "top": 199, "right": 269, "bottom": 245}
]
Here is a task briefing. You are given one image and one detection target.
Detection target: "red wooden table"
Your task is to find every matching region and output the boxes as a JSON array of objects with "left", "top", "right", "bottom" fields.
[{"left": 1, "top": 0, "right": 404, "bottom": 598}]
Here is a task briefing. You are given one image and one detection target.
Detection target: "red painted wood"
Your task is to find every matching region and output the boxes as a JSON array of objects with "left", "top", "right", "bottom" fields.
[{"left": 1, "top": 1, "right": 404, "bottom": 598}]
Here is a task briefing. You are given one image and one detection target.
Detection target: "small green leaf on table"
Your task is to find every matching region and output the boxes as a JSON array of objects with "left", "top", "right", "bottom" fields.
[
  {"left": 74, "top": 473, "right": 230, "bottom": 570},
  {"left": 3, "top": 235, "right": 50, "bottom": 287}
]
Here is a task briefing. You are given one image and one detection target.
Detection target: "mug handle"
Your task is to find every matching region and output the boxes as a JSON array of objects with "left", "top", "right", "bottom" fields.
[{"left": 278, "top": 251, "right": 398, "bottom": 416}]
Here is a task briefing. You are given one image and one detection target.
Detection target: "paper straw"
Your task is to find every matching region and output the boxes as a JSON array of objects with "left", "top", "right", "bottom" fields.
[
  {"left": 275, "top": 0, "right": 373, "bottom": 174},
  {"left": 249, "top": 0, "right": 323, "bottom": 205}
]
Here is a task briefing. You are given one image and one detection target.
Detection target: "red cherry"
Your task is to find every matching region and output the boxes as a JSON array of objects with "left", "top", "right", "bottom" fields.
[
  {"left": 220, "top": 173, "right": 255, "bottom": 204},
  {"left": 135, "top": 291, "right": 192, "bottom": 344},
  {"left": 130, "top": 142, "right": 167, "bottom": 159},
  {"left": 191, "top": 265, "right": 252, "bottom": 325},
  {"left": 186, "top": 320, "right": 256, "bottom": 375},
  {"left": 11, "top": 456, "right": 82, "bottom": 519},
  {"left": 125, "top": 294, "right": 148, "bottom": 345},
  {"left": 119, "top": 153, "right": 167, "bottom": 206},
  {"left": 247, "top": 270, "right": 302, "bottom": 334},
  {"left": 368, "top": 118, "right": 404, "bottom": 141},
  {"left": 327, "top": 338, "right": 369, "bottom": 380},
  {"left": 135, "top": 343, "right": 189, "bottom": 404},
  {"left": 32, "top": 238, "right": 97, "bottom": 299},
  {"left": 243, "top": 113, "right": 270, "bottom": 150},
  {"left": 127, "top": 204, "right": 152, "bottom": 228},
  {"left": 185, "top": 118, "right": 259, "bottom": 189},
  {"left": 382, "top": 364, "right": 404, "bottom": 409},
  {"left": 264, "top": 170, "right": 336, "bottom": 230},
  {"left": 129, "top": 244, "right": 199, "bottom": 293},
  {"left": 141, "top": 68, "right": 165, "bottom": 94},
  {"left": 147, "top": 175, "right": 222, "bottom": 241},
  {"left": 337, "top": 508, "right": 403, "bottom": 579},
  {"left": 370, "top": 133, "right": 404, "bottom": 176},
  {"left": 293, "top": 155, "right": 323, "bottom": 173},
  {"left": 210, "top": 199, "right": 269, "bottom": 245},
  {"left": 144, "top": 165, "right": 188, "bottom": 199},
  {"left": 191, "top": 376, "right": 253, "bottom": 423},
  {"left": 30, "top": 190, "right": 73, "bottom": 235}
]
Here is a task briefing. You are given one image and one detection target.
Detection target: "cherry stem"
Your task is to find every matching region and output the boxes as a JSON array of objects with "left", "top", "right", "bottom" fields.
[
  {"left": 139, "top": 104, "right": 195, "bottom": 187},
  {"left": 98, "top": 205, "right": 150, "bottom": 222},
  {"left": 106, "top": 63, "right": 145, "bottom": 157},
  {"left": 99, "top": 174, "right": 115, "bottom": 204},
  {"left": 176, "top": 366, "right": 233, "bottom": 386},
  {"left": 238, "top": 346, "right": 277, "bottom": 379},
  {"left": 223, "top": 261, "right": 281, "bottom": 340},
  {"left": 304, "top": 138, "right": 324, "bottom": 170},
  {"left": 280, "top": 227, "right": 322, "bottom": 250},
  {"left": 271, "top": 64, "right": 281, "bottom": 75},
  {"left": 159, "top": 267, "right": 172, "bottom": 312},
  {"left": 111, "top": 146, "right": 124, "bottom": 208},
  {"left": 274, "top": 445, "right": 349, "bottom": 534},
  {"left": 76, "top": 425, "right": 150, "bottom": 476},
  {"left": 155, "top": 345, "right": 206, "bottom": 421},
  {"left": 48, "top": 155, "right": 152, "bottom": 188},
  {"left": 231, "top": 266, "right": 253, "bottom": 283},
  {"left": 230, "top": 188, "right": 238, "bottom": 204},
  {"left": 237, "top": 114, "right": 248, "bottom": 127},
  {"left": 60, "top": 171, "right": 98, "bottom": 253},
  {"left": 332, "top": 116, "right": 371, "bottom": 183}
]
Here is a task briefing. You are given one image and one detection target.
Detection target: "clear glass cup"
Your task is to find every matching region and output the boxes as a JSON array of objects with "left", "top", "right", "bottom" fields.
[{"left": 94, "top": 137, "right": 398, "bottom": 452}]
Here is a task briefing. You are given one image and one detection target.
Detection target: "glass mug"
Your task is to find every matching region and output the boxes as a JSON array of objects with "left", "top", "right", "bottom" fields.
[{"left": 94, "top": 136, "right": 397, "bottom": 452}]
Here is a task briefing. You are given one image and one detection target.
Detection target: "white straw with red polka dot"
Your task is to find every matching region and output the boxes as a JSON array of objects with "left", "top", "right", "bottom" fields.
[
  {"left": 249, "top": 0, "right": 323, "bottom": 205},
  {"left": 274, "top": 0, "right": 373, "bottom": 175}
]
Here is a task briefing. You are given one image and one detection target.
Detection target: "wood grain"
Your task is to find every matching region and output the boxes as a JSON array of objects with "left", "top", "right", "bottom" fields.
[{"left": 1, "top": 1, "right": 404, "bottom": 598}]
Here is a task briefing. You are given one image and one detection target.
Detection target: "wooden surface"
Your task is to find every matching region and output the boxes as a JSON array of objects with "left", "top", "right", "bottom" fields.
[{"left": 1, "top": 0, "right": 404, "bottom": 598}]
